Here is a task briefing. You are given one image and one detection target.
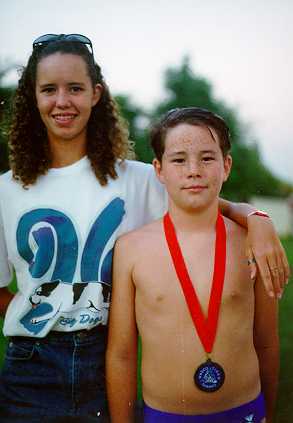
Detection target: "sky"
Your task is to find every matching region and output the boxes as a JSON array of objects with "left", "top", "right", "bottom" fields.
[{"left": 1, "top": 0, "right": 292, "bottom": 184}]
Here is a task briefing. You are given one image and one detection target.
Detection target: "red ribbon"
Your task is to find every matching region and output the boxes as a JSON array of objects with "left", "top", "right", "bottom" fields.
[{"left": 163, "top": 212, "right": 226, "bottom": 354}]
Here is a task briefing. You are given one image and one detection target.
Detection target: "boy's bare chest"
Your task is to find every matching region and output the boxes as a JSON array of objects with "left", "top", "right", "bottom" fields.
[{"left": 133, "top": 240, "right": 252, "bottom": 314}]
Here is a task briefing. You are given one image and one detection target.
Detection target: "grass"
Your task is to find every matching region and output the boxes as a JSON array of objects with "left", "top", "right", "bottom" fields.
[
  {"left": 276, "top": 282, "right": 293, "bottom": 422},
  {"left": 275, "top": 236, "right": 293, "bottom": 422},
  {"left": 1, "top": 237, "right": 292, "bottom": 421}
]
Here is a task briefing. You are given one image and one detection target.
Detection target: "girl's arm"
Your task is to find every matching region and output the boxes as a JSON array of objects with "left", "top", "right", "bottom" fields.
[{"left": 219, "top": 198, "right": 290, "bottom": 298}]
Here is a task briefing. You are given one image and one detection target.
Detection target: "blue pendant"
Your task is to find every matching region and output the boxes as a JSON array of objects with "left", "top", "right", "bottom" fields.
[{"left": 194, "top": 358, "right": 225, "bottom": 392}]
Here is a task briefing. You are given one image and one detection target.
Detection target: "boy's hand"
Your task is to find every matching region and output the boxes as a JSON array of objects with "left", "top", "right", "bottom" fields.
[{"left": 246, "top": 215, "right": 290, "bottom": 299}]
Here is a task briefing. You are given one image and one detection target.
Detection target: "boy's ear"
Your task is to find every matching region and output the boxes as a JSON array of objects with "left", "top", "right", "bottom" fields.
[
  {"left": 152, "top": 158, "right": 165, "bottom": 184},
  {"left": 223, "top": 154, "right": 232, "bottom": 182}
]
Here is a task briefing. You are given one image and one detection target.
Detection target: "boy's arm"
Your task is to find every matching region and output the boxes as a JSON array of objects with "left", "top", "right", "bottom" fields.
[
  {"left": 253, "top": 275, "right": 279, "bottom": 423},
  {"left": 106, "top": 236, "right": 138, "bottom": 423},
  {"left": 219, "top": 198, "right": 290, "bottom": 298}
]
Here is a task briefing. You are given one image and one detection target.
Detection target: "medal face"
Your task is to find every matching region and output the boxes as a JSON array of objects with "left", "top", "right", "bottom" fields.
[{"left": 194, "top": 359, "right": 225, "bottom": 392}]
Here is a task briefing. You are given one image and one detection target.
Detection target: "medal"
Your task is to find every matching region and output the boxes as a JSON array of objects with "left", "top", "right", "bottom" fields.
[
  {"left": 194, "top": 358, "right": 225, "bottom": 392},
  {"left": 163, "top": 211, "right": 226, "bottom": 393}
]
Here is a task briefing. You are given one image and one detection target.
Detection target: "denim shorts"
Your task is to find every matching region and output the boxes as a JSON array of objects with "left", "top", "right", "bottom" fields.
[{"left": 0, "top": 326, "right": 109, "bottom": 423}]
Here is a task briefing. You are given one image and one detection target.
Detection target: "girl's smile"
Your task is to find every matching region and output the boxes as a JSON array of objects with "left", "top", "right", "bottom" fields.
[{"left": 35, "top": 52, "right": 102, "bottom": 155}]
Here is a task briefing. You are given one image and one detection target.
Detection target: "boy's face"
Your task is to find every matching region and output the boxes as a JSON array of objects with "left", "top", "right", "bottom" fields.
[{"left": 153, "top": 123, "right": 232, "bottom": 213}]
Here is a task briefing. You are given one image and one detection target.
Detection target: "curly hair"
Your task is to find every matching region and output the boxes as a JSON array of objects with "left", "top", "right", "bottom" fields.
[{"left": 9, "top": 40, "right": 132, "bottom": 187}]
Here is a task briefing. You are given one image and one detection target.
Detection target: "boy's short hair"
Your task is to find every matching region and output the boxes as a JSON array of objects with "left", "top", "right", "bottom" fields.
[{"left": 150, "top": 107, "right": 231, "bottom": 162}]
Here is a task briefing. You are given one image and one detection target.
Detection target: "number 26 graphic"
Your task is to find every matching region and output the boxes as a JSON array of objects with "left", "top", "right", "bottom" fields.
[{"left": 16, "top": 198, "right": 125, "bottom": 285}]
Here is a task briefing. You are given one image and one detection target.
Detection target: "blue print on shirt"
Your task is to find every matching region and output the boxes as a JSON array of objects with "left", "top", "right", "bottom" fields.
[
  {"left": 101, "top": 248, "right": 114, "bottom": 285},
  {"left": 29, "top": 227, "right": 54, "bottom": 278},
  {"left": 20, "top": 303, "right": 56, "bottom": 335},
  {"left": 81, "top": 198, "right": 124, "bottom": 282},
  {"left": 17, "top": 209, "right": 78, "bottom": 283},
  {"left": 17, "top": 198, "right": 125, "bottom": 334}
]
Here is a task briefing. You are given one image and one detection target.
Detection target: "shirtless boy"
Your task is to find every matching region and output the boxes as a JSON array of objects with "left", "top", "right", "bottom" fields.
[{"left": 106, "top": 107, "right": 279, "bottom": 423}]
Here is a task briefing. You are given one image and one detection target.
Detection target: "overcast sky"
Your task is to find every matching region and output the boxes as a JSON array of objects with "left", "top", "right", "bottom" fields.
[{"left": 1, "top": 0, "right": 292, "bottom": 183}]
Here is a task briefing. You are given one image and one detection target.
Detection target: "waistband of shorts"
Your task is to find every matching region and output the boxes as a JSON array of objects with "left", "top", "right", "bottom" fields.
[
  {"left": 9, "top": 324, "right": 108, "bottom": 344},
  {"left": 143, "top": 392, "right": 265, "bottom": 422}
]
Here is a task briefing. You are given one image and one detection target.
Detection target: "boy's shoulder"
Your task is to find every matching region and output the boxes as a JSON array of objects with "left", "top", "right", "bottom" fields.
[
  {"left": 224, "top": 216, "right": 248, "bottom": 262},
  {"left": 224, "top": 216, "right": 247, "bottom": 240},
  {"left": 116, "top": 219, "right": 163, "bottom": 251}
]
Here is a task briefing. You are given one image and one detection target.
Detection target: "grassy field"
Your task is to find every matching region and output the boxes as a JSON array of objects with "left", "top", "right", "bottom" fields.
[
  {"left": 275, "top": 236, "right": 293, "bottom": 422},
  {"left": 0, "top": 237, "right": 292, "bottom": 421}
]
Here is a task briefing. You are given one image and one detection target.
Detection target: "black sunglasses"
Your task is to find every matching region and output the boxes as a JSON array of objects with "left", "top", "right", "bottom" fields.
[{"left": 33, "top": 34, "right": 94, "bottom": 56}]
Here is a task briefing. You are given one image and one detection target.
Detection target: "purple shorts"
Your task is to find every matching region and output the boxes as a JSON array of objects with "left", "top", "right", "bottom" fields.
[{"left": 144, "top": 392, "right": 265, "bottom": 422}]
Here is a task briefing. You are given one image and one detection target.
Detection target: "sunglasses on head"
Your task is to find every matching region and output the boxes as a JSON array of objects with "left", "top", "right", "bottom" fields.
[{"left": 33, "top": 34, "right": 94, "bottom": 56}]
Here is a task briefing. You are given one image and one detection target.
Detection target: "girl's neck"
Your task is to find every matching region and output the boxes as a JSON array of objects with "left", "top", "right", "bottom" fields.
[{"left": 49, "top": 137, "right": 87, "bottom": 168}]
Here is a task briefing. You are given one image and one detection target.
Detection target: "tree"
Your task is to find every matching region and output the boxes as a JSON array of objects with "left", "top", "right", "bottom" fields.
[
  {"left": 0, "top": 66, "right": 15, "bottom": 173},
  {"left": 115, "top": 94, "right": 152, "bottom": 162},
  {"left": 147, "top": 57, "right": 291, "bottom": 200}
]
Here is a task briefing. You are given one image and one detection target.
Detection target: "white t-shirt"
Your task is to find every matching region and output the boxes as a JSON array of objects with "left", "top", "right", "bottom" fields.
[{"left": 0, "top": 157, "right": 167, "bottom": 337}]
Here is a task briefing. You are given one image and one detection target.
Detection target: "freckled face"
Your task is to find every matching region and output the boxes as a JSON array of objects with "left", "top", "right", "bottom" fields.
[
  {"left": 35, "top": 53, "right": 101, "bottom": 147},
  {"left": 154, "top": 123, "right": 232, "bottom": 213}
]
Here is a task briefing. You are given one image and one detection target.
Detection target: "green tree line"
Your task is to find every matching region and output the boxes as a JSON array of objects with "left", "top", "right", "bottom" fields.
[
  {"left": 0, "top": 66, "right": 13, "bottom": 174},
  {"left": 1, "top": 57, "right": 292, "bottom": 200}
]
